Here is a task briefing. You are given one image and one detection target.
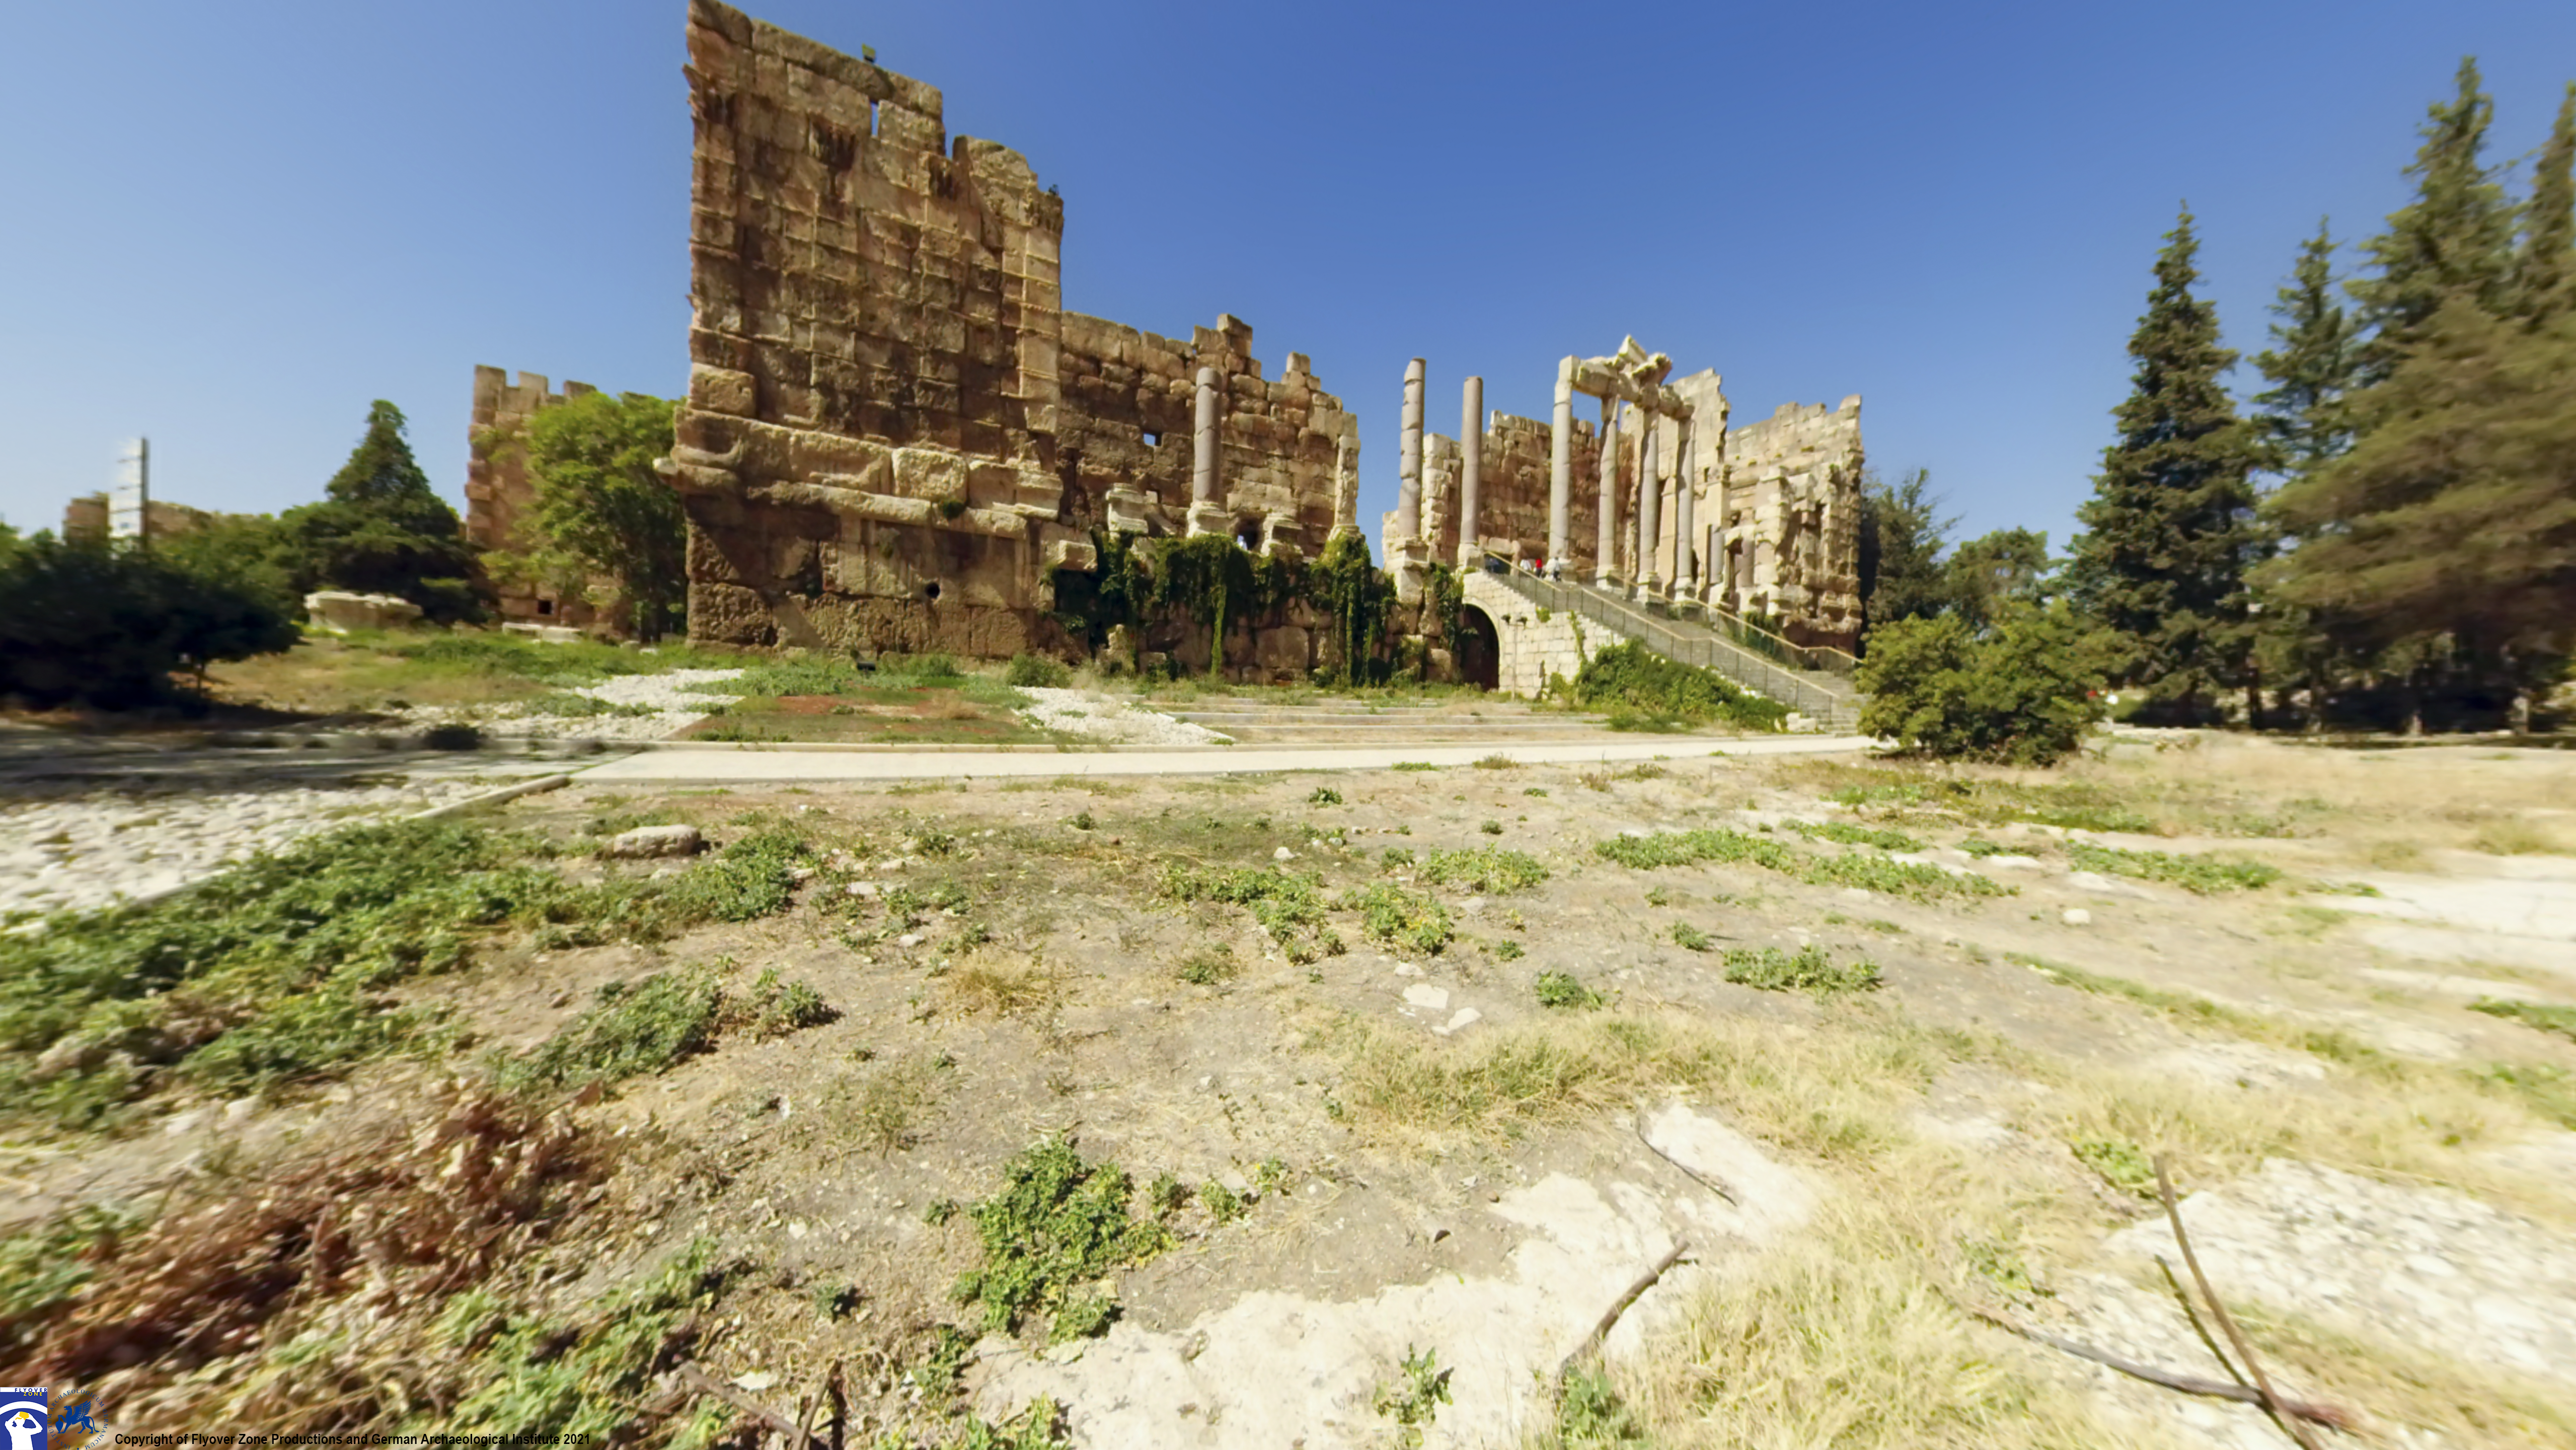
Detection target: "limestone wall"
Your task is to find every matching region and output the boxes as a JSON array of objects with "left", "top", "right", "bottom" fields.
[
  {"left": 1463, "top": 570, "right": 1605, "bottom": 698},
  {"left": 1057, "top": 312, "right": 1355, "bottom": 556},
  {"left": 1712, "top": 397, "right": 1863, "bottom": 650},
  {"left": 467, "top": 367, "right": 602, "bottom": 628},
  {"left": 1401, "top": 412, "right": 1603, "bottom": 573},
  {"left": 60, "top": 495, "right": 217, "bottom": 545},
  {"left": 664, "top": 1, "right": 1344, "bottom": 660}
]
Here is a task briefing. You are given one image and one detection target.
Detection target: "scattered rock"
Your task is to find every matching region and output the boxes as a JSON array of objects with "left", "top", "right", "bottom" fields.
[
  {"left": 2062, "top": 907, "right": 2093, "bottom": 926},
  {"left": 602, "top": 824, "right": 706, "bottom": 859},
  {"left": 1436, "top": 1007, "right": 1483, "bottom": 1036},
  {"left": 1402, "top": 984, "right": 1450, "bottom": 1012},
  {"left": 1273, "top": 846, "right": 1295, "bottom": 861}
]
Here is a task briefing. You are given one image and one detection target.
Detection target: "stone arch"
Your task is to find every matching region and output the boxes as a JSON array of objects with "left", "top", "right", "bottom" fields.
[{"left": 1457, "top": 603, "right": 1500, "bottom": 691}]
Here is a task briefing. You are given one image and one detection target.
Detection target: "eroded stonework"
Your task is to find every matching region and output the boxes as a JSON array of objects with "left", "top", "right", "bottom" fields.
[
  {"left": 662, "top": 0, "right": 1353, "bottom": 660},
  {"left": 466, "top": 367, "right": 601, "bottom": 629},
  {"left": 1383, "top": 357, "right": 1861, "bottom": 650}
]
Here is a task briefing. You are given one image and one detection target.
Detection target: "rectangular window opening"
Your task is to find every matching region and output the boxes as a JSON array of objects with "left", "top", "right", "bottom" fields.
[
  {"left": 869, "top": 100, "right": 880, "bottom": 137},
  {"left": 1142, "top": 429, "right": 1161, "bottom": 447}
]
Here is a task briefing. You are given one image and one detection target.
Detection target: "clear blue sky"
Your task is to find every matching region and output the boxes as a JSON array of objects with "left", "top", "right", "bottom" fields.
[{"left": 5, "top": 1, "right": 2573, "bottom": 558}]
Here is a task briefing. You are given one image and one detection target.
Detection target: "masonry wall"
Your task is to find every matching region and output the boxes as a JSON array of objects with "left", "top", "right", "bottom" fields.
[
  {"left": 1463, "top": 569, "right": 1603, "bottom": 698},
  {"left": 1056, "top": 311, "right": 1356, "bottom": 555},
  {"left": 1714, "top": 397, "right": 1863, "bottom": 650},
  {"left": 467, "top": 366, "right": 601, "bottom": 628},
  {"left": 664, "top": 0, "right": 1345, "bottom": 663},
  {"left": 60, "top": 496, "right": 217, "bottom": 545},
  {"left": 1406, "top": 412, "right": 1602, "bottom": 573}
]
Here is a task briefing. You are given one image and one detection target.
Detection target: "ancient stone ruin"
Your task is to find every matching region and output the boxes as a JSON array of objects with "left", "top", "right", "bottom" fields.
[
  {"left": 1378, "top": 339, "right": 1863, "bottom": 651},
  {"left": 655, "top": 0, "right": 1358, "bottom": 666},
  {"left": 461, "top": 0, "right": 1862, "bottom": 668},
  {"left": 465, "top": 366, "right": 603, "bottom": 630}
]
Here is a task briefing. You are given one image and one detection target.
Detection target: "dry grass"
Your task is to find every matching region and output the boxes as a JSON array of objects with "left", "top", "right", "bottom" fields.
[
  {"left": 2470, "top": 815, "right": 2567, "bottom": 856},
  {"left": 2217, "top": 1297, "right": 2576, "bottom": 1448},
  {"left": 1530, "top": 1137, "right": 2143, "bottom": 1449},
  {"left": 946, "top": 953, "right": 1066, "bottom": 1021},
  {"left": 1329, "top": 1006, "right": 1947, "bottom": 1162},
  {"left": 2013, "top": 1064, "right": 2568, "bottom": 1226},
  {"left": 6, "top": 1086, "right": 597, "bottom": 1414}
]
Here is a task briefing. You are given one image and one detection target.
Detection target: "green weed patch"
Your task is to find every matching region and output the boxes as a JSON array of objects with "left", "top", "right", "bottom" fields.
[
  {"left": 1596, "top": 830, "right": 2009, "bottom": 903},
  {"left": 1340, "top": 882, "right": 1455, "bottom": 955},
  {"left": 1721, "top": 945, "right": 1881, "bottom": 995},
  {"left": 2470, "top": 999, "right": 2576, "bottom": 1046},
  {"left": 1158, "top": 863, "right": 1340, "bottom": 961},
  {"left": 1792, "top": 821, "right": 1926, "bottom": 853},
  {"left": 1415, "top": 846, "right": 1549, "bottom": 894},
  {"left": 430, "top": 1240, "right": 734, "bottom": 1441},
  {"left": 952, "top": 1137, "right": 1172, "bottom": 1342},
  {"left": 2066, "top": 843, "right": 2281, "bottom": 894}
]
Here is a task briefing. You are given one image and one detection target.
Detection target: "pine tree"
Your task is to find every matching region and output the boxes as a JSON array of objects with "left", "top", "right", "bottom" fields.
[
  {"left": 2259, "top": 298, "right": 2576, "bottom": 729},
  {"left": 2067, "top": 206, "right": 2261, "bottom": 722},
  {"left": 281, "top": 400, "right": 487, "bottom": 621},
  {"left": 2348, "top": 58, "right": 2517, "bottom": 380},
  {"left": 2251, "top": 221, "right": 2360, "bottom": 478},
  {"left": 2514, "top": 83, "right": 2576, "bottom": 324}
]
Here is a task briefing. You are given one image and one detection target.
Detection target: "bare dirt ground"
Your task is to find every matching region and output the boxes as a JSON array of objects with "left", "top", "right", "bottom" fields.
[{"left": 8, "top": 732, "right": 2576, "bottom": 1447}]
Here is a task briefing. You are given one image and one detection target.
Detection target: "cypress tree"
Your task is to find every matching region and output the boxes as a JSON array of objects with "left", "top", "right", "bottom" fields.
[
  {"left": 2348, "top": 58, "right": 2517, "bottom": 380},
  {"left": 2514, "top": 83, "right": 2576, "bottom": 324},
  {"left": 2067, "top": 206, "right": 2261, "bottom": 722},
  {"left": 2250, "top": 221, "right": 2360, "bottom": 479}
]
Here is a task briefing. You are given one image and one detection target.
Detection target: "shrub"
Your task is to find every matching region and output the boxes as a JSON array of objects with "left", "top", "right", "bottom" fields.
[
  {"left": 1005, "top": 653, "right": 1071, "bottom": 688},
  {"left": 1534, "top": 972, "right": 1604, "bottom": 1009},
  {"left": 0, "top": 535, "right": 298, "bottom": 707},
  {"left": 1571, "top": 641, "right": 1788, "bottom": 732},
  {"left": 1855, "top": 604, "right": 2106, "bottom": 766}
]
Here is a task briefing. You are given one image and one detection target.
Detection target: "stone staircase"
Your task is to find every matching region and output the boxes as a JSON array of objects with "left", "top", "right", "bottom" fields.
[
  {"left": 1480, "top": 567, "right": 1866, "bottom": 731},
  {"left": 1159, "top": 697, "right": 1676, "bottom": 747}
]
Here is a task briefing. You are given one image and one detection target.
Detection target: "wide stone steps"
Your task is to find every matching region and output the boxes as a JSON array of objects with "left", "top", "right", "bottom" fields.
[{"left": 1479, "top": 568, "right": 1866, "bottom": 731}]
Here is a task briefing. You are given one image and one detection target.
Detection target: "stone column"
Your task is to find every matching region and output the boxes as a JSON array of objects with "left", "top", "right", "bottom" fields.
[
  {"left": 1396, "top": 358, "right": 1425, "bottom": 539},
  {"left": 1388, "top": 357, "right": 1430, "bottom": 603},
  {"left": 1187, "top": 367, "right": 1227, "bottom": 537},
  {"left": 1672, "top": 413, "right": 1696, "bottom": 604},
  {"left": 1595, "top": 399, "right": 1621, "bottom": 588},
  {"left": 1547, "top": 358, "right": 1573, "bottom": 574},
  {"left": 1192, "top": 367, "right": 1220, "bottom": 504},
  {"left": 1636, "top": 409, "right": 1662, "bottom": 597},
  {"left": 1457, "top": 376, "right": 1483, "bottom": 569}
]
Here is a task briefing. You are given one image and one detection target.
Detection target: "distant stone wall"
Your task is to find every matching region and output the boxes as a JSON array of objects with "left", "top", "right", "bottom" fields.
[
  {"left": 1405, "top": 412, "right": 1603, "bottom": 573},
  {"left": 1714, "top": 397, "right": 1863, "bottom": 650},
  {"left": 60, "top": 495, "right": 216, "bottom": 545},
  {"left": 467, "top": 366, "right": 601, "bottom": 629},
  {"left": 1056, "top": 312, "right": 1355, "bottom": 556}
]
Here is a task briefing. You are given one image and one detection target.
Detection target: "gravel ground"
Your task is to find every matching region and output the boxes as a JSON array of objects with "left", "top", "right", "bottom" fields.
[
  {"left": 344, "top": 667, "right": 747, "bottom": 743},
  {"left": 1, "top": 775, "right": 521, "bottom": 921},
  {"left": 1016, "top": 686, "right": 1231, "bottom": 745}
]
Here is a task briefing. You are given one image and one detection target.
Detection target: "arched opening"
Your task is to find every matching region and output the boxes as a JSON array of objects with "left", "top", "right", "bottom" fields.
[
  {"left": 1234, "top": 517, "right": 1263, "bottom": 551},
  {"left": 1457, "top": 604, "right": 1500, "bottom": 691}
]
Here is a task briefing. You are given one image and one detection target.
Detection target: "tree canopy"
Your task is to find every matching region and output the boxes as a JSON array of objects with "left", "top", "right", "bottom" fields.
[
  {"left": 2067, "top": 206, "right": 2261, "bottom": 721},
  {"left": 282, "top": 400, "right": 486, "bottom": 623},
  {"left": 487, "top": 391, "right": 686, "bottom": 639}
]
